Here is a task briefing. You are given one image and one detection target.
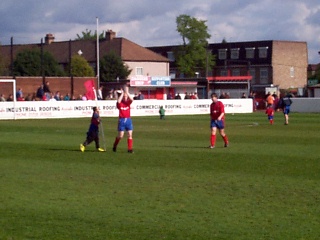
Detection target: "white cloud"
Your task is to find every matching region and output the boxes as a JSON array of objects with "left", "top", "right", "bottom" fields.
[{"left": 0, "top": 0, "right": 319, "bottom": 63}]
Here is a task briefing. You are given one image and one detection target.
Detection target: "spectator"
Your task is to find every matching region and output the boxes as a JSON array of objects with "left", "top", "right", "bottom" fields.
[
  {"left": 191, "top": 92, "right": 198, "bottom": 99},
  {"left": 64, "top": 93, "right": 70, "bottom": 101},
  {"left": 108, "top": 89, "right": 114, "bottom": 99},
  {"left": 17, "top": 93, "right": 25, "bottom": 101},
  {"left": 138, "top": 91, "right": 144, "bottom": 100},
  {"left": 43, "top": 81, "right": 51, "bottom": 100},
  {"left": 49, "top": 93, "right": 56, "bottom": 101},
  {"left": 36, "top": 84, "right": 44, "bottom": 99},
  {"left": 0, "top": 94, "right": 6, "bottom": 102},
  {"left": 248, "top": 91, "right": 257, "bottom": 111},
  {"left": 174, "top": 93, "right": 181, "bottom": 99},
  {"left": 25, "top": 94, "right": 32, "bottom": 101},
  {"left": 31, "top": 93, "right": 37, "bottom": 101},
  {"left": 219, "top": 92, "right": 226, "bottom": 99},
  {"left": 97, "top": 86, "right": 103, "bottom": 100},
  {"left": 16, "top": 88, "right": 23, "bottom": 99},
  {"left": 241, "top": 92, "right": 247, "bottom": 98},
  {"left": 7, "top": 94, "right": 13, "bottom": 101},
  {"left": 54, "top": 91, "right": 60, "bottom": 101}
]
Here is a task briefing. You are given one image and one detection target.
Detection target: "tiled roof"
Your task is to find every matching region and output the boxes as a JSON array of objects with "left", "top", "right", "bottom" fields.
[{"left": 1, "top": 37, "right": 169, "bottom": 65}]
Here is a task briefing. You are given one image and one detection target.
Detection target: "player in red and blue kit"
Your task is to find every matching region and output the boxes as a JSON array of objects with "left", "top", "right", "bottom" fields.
[
  {"left": 209, "top": 93, "right": 229, "bottom": 148},
  {"left": 113, "top": 86, "right": 134, "bottom": 153},
  {"left": 265, "top": 104, "right": 274, "bottom": 125}
]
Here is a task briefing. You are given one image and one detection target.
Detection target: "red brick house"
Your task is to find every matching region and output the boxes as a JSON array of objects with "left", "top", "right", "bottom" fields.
[{"left": 0, "top": 31, "right": 171, "bottom": 99}]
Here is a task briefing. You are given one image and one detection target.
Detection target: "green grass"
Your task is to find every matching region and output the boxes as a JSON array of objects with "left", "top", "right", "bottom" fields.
[{"left": 0, "top": 112, "right": 320, "bottom": 240}]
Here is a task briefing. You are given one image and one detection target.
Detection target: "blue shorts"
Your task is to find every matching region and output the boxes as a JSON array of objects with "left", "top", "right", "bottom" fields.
[
  {"left": 283, "top": 106, "right": 290, "bottom": 115},
  {"left": 118, "top": 118, "right": 133, "bottom": 131},
  {"left": 210, "top": 119, "right": 225, "bottom": 129},
  {"left": 268, "top": 116, "right": 274, "bottom": 120}
]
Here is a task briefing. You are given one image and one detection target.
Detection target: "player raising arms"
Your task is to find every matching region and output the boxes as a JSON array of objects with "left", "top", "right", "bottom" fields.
[
  {"left": 209, "top": 93, "right": 229, "bottom": 148},
  {"left": 113, "top": 86, "right": 134, "bottom": 153}
]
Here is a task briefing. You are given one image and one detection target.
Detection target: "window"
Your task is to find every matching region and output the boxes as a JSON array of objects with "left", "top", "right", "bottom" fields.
[
  {"left": 136, "top": 67, "right": 143, "bottom": 75},
  {"left": 290, "top": 67, "right": 295, "bottom": 78},
  {"left": 260, "top": 68, "right": 269, "bottom": 84},
  {"left": 230, "top": 48, "right": 240, "bottom": 59},
  {"left": 232, "top": 69, "right": 240, "bottom": 76},
  {"left": 167, "top": 51, "right": 175, "bottom": 62},
  {"left": 245, "top": 48, "right": 255, "bottom": 59},
  {"left": 258, "top": 47, "right": 268, "bottom": 58},
  {"left": 220, "top": 69, "right": 228, "bottom": 76},
  {"left": 170, "top": 71, "right": 176, "bottom": 79},
  {"left": 218, "top": 49, "right": 227, "bottom": 60}
]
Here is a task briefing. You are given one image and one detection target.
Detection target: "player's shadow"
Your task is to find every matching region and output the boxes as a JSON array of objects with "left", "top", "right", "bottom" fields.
[
  {"left": 163, "top": 145, "right": 208, "bottom": 149},
  {"left": 47, "top": 148, "right": 103, "bottom": 152}
]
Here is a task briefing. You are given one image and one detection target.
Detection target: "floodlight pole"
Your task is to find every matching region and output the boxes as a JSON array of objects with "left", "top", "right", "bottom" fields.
[{"left": 96, "top": 17, "right": 100, "bottom": 88}]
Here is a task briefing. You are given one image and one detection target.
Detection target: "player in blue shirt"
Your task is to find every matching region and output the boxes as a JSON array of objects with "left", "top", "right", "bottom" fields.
[
  {"left": 80, "top": 107, "right": 105, "bottom": 152},
  {"left": 279, "top": 94, "right": 293, "bottom": 125}
]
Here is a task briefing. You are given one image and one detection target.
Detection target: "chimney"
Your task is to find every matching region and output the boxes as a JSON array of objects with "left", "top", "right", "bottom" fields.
[
  {"left": 45, "top": 33, "right": 55, "bottom": 44},
  {"left": 105, "top": 30, "right": 116, "bottom": 41}
]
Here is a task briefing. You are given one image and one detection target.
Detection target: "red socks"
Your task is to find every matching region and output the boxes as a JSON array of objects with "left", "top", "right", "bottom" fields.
[
  {"left": 113, "top": 137, "right": 120, "bottom": 148},
  {"left": 210, "top": 135, "right": 216, "bottom": 146},
  {"left": 113, "top": 137, "right": 133, "bottom": 151},
  {"left": 223, "top": 135, "right": 229, "bottom": 145},
  {"left": 211, "top": 134, "right": 228, "bottom": 146},
  {"left": 128, "top": 139, "right": 133, "bottom": 150}
]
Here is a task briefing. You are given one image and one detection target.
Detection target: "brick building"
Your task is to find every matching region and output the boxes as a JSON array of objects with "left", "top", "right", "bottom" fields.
[
  {"left": 0, "top": 31, "right": 170, "bottom": 99},
  {"left": 1, "top": 35, "right": 308, "bottom": 100},
  {"left": 148, "top": 40, "right": 308, "bottom": 98}
]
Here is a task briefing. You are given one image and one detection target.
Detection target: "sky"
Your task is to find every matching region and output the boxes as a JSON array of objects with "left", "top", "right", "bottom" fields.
[{"left": 1, "top": 0, "right": 320, "bottom": 63}]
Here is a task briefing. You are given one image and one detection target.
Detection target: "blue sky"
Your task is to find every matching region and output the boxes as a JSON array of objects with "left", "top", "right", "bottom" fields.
[{"left": 1, "top": 0, "right": 319, "bottom": 63}]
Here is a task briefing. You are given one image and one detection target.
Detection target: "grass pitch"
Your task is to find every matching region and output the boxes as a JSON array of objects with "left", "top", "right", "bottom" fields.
[{"left": 0, "top": 112, "right": 319, "bottom": 239}]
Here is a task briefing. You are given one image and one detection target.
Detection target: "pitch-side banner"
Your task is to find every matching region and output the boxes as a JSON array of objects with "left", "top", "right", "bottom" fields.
[{"left": 0, "top": 99, "right": 253, "bottom": 120}]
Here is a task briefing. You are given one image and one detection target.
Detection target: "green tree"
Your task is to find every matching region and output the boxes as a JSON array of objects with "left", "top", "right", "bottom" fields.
[
  {"left": 100, "top": 51, "right": 131, "bottom": 82},
  {"left": 70, "top": 55, "right": 95, "bottom": 77},
  {"left": 315, "top": 65, "right": 320, "bottom": 81},
  {"left": 221, "top": 38, "right": 228, "bottom": 43},
  {"left": 76, "top": 29, "right": 105, "bottom": 40},
  {"left": 0, "top": 43, "right": 11, "bottom": 75},
  {"left": 13, "top": 48, "right": 65, "bottom": 76},
  {"left": 175, "top": 14, "right": 215, "bottom": 77}
]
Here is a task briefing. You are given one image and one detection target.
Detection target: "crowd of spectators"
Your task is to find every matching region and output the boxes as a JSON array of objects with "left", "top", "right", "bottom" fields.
[{"left": 0, "top": 81, "right": 111, "bottom": 102}]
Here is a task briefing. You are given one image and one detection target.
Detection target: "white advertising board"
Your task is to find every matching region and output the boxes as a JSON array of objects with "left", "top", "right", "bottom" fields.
[{"left": 0, "top": 99, "right": 253, "bottom": 120}]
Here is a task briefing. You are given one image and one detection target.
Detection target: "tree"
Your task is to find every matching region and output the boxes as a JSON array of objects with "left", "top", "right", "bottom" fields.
[
  {"left": 315, "top": 65, "right": 320, "bottom": 81},
  {"left": 0, "top": 46, "right": 10, "bottom": 75},
  {"left": 99, "top": 51, "right": 131, "bottom": 82},
  {"left": 76, "top": 29, "right": 105, "bottom": 40},
  {"left": 70, "top": 55, "right": 95, "bottom": 77},
  {"left": 13, "top": 48, "right": 65, "bottom": 76},
  {"left": 175, "top": 14, "right": 215, "bottom": 77}
]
